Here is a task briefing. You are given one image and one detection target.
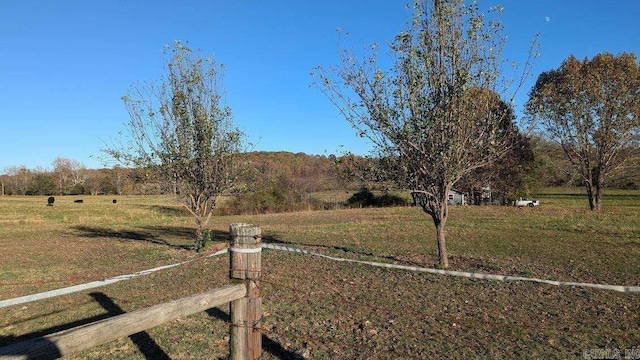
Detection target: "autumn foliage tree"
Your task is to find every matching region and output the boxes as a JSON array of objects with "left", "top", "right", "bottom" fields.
[
  {"left": 104, "top": 41, "right": 246, "bottom": 250},
  {"left": 315, "top": 0, "right": 534, "bottom": 268},
  {"left": 459, "top": 105, "right": 535, "bottom": 203},
  {"left": 526, "top": 52, "right": 640, "bottom": 210}
]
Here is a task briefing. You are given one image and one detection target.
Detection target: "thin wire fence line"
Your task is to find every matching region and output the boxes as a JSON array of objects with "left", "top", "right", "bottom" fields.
[
  {"left": 0, "top": 248, "right": 230, "bottom": 309},
  {"left": 2, "top": 241, "right": 638, "bottom": 309},
  {"left": 259, "top": 273, "right": 638, "bottom": 341},
  {"left": 259, "top": 272, "right": 638, "bottom": 358},
  {"left": 261, "top": 243, "right": 640, "bottom": 293}
]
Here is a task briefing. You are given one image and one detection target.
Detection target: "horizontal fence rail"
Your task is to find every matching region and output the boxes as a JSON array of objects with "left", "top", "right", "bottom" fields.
[
  {"left": 0, "top": 284, "right": 246, "bottom": 360},
  {"left": 2, "top": 239, "right": 637, "bottom": 320},
  {"left": 1, "top": 241, "right": 637, "bottom": 314},
  {"left": 0, "top": 223, "right": 264, "bottom": 360},
  {"left": 1, "top": 228, "right": 637, "bottom": 358}
]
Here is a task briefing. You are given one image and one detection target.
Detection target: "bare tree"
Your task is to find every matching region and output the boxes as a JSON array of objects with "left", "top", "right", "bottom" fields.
[
  {"left": 314, "top": 0, "right": 534, "bottom": 268},
  {"left": 103, "top": 41, "right": 246, "bottom": 250},
  {"left": 526, "top": 53, "right": 640, "bottom": 210},
  {"left": 110, "top": 165, "right": 130, "bottom": 195},
  {"left": 2, "top": 166, "right": 32, "bottom": 195},
  {"left": 52, "top": 157, "right": 87, "bottom": 195}
]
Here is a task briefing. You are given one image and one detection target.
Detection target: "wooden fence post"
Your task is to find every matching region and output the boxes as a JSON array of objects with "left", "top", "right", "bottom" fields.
[{"left": 229, "top": 223, "right": 262, "bottom": 360}]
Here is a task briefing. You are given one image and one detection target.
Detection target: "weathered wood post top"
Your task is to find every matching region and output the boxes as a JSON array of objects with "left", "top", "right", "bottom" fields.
[{"left": 229, "top": 223, "right": 262, "bottom": 279}]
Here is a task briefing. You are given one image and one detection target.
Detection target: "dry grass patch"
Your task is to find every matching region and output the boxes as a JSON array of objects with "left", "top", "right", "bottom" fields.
[{"left": 0, "top": 189, "right": 638, "bottom": 358}]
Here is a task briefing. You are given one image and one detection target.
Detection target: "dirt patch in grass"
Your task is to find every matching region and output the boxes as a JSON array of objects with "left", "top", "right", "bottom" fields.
[{"left": 258, "top": 251, "right": 639, "bottom": 359}]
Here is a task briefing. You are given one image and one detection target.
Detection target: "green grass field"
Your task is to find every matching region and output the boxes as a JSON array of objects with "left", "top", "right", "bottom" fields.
[{"left": 0, "top": 189, "right": 638, "bottom": 359}]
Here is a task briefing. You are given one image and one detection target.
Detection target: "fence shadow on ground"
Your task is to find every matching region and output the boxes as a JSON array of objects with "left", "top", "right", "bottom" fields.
[
  {"left": 206, "top": 307, "right": 304, "bottom": 360},
  {"left": 89, "top": 292, "right": 170, "bottom": 360},
  {"left": 0, "top": 336, "right": 61, "bottom": 360},
  {"left": 0, "top": 292, "right": 168, "bottom": 360},
  {"left": 71, "top": 226, "right": 230, "bottom": 251}
]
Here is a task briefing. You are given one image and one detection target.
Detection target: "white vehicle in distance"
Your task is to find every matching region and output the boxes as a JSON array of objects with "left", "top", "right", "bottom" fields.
[{"left": 515, "top": 198, "right": 540, "bottom": 207}]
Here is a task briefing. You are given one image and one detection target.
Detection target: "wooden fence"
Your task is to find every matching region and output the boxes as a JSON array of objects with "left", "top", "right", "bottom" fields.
[{"left": 0, "top": 223, "right": 263, "bottom": 360}]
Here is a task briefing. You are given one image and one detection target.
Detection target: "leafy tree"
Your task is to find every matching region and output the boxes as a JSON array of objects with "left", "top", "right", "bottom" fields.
[
  {"left": 488, "top": 134, "right": 535, "bottom": 203},
  {"left": 458, "top": 106, "right": 535, "bottom": 204},
  {"left": 528, "top": 136, "right": 578, "bottom": 188},
  {"left": 314, "top": 0, "right": 534, "bottom": 268},
  {"left": 26, "top": 171, "right": 56, "bottom": 196},
  {"left": 83, "top": 169, "right": 112, "bottom": 195},
  {"left": 526, "top": 53, "right": 640, "bottom": 210},
  {"left": 103, "top": 41, "right": 246, "bottom": 248},
  {"left": 334, "top": 153, "right": 399, "bottom": 191},
  {"left": 345, "top": 187, "right": 408, "bottom": 208}
]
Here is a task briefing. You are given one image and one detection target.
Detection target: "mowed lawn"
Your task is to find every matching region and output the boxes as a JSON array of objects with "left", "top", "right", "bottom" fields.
[{"left": 0, "top": 189, "right": 638, "bottom": 359}]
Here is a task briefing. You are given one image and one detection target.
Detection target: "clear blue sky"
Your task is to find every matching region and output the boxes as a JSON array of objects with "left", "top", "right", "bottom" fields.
[{"left": 1, "top": 0, "right": 638, "bottom": 170}]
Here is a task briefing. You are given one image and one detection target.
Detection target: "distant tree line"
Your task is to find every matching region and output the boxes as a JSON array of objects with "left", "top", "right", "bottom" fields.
[
  {"left": 0, "top": 160, "right": 147, "bottom": 196},
  {"left": 341, "top": 137, "right": 638, "bottom": 196},
  {"left": 0, "top": 153, "right": 342, "bottom": 197},
  {"left": 2, "top": 145, "right": 638, "bottom": 199}
]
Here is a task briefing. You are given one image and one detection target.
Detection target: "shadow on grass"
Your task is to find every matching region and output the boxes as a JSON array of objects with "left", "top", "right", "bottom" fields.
[
  {"left": 72, "top": 225, "right": 194, "bottom": 250},
  {"left": 149, "top": 205, "right": 192, "bottom": 217},
  {"left": 206, "top": 307, "right": 304, "bottom": 360},
  {"left": 126, "top": 205, "right": 192, "bottom": 217},
  {"left": 72, "top": 226, "right": 230, "bottom": 251},
  {"left": 89, "top": 292, "right": 170, "bottom": 360},
  {"left": 0, "top": 292, "right": 169, "bottom": 360}
]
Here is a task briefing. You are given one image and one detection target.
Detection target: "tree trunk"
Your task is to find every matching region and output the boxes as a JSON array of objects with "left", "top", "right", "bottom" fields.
[
  {"left": 194, "top": 216, "right": 203, "bottom": 240},
  {"left": 593, "top": 172, "right": 603, "bottom": 211},
  {"left": 584, "top": 180, "right": 596, "bottom": 211},
  {"left": 412, "top": 189, "right": 450, "bottom": 268},
  {"left": 431, "top": 200, "right": 449, "bottom": 268},
  {"left": 435, "top": 218, "right": 449, "bottom": 268},
  {"left": 594, "top": 187, "right": 602, "bottom": 211}
]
